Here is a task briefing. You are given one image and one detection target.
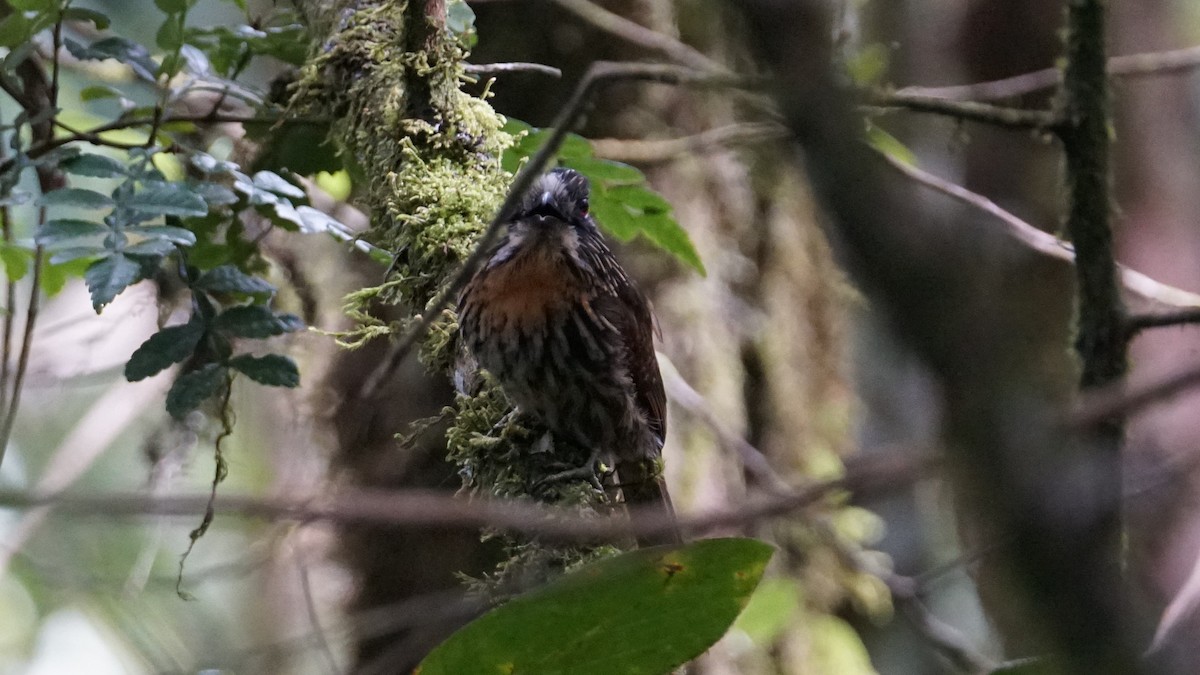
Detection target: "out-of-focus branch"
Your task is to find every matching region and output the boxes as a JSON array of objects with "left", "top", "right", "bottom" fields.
[
  {"left": 813, "top": 519, "right": 995, "bottom": 674},
  {"left": 1072, "top": 362, "right": 1200, "bottom": 429},
  {"left": 1125, "top": 309, "right": 1200, "bottom": 336},
  {"left": 550, "top": 0, "right": 725, "bottom": 73},
  {"left": 897, "top": 45, "right": 1200, "bottom": 102},
  {"left": 659, "top": 354, "right": 791, "bottom": 492},
  {"left": 590, "top": 123, "right": 785, "bottom": 163},
  {"left": 867, "top": 91, "right": 1058, "bottom": 131},
  {"left": 878, "top": 151, "right": 1200, "bottom": 313},
  {"left": 732, "top": 0, "right": 1144, "bottom": 671},
  {"left": 0, "top": 451, "right": 925, "bottom": 541}
]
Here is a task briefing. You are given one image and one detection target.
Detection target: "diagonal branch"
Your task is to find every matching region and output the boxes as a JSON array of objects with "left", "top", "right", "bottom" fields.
[
  {"left": 550, "top": 0, "right": 726, "bottom": 73},
  {"left": 876, "top": 151, "right": 1200, "bottom": 313}
]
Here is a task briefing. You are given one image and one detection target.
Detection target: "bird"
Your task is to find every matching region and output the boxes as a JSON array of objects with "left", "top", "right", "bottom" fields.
[{"left": 457, "top": 167, "right": 679, "bottom": 546}]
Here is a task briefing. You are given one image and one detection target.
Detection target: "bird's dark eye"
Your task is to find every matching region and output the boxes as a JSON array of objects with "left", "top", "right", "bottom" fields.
[{"left": 579, "top": 197, "right": 589, "bottom": 216}]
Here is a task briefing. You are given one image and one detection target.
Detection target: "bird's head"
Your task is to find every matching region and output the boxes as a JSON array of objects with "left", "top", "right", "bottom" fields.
[
  {"left": 487, "top": 168, "right": 598, "bottom": 269},
  {"left": 514, "top": 167, "right": 591, "bottom": 226}
]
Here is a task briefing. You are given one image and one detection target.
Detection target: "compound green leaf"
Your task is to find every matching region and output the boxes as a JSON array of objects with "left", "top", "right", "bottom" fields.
[
  {"left": 125, "top": 316, "right": 205, "bottom": 381},
  {"left": 228, "top": 353, "right": 299, "bottom": 387}
]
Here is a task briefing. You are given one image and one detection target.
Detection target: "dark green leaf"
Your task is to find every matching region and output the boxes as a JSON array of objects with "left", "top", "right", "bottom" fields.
[
  {"left": 252, "top": 170, "right": 305, "bottom": 199},
  {"left": 85, "top": 252, "right": 142, "bottom": 311},
  {"left": 232, "top": 174, "right": 280, "bottom": 206},
  {"left": 189, "top": 152, "right": 236, "bottom": 175},
  {"left": 37, "top": 188, "right": 114, "bottom": 210},
  {"left": 0, "top": 243, "right": 31, "bottom": 282},
  {"left": 125, "top": 238, "right": 178, "bottom": 257},
  {"left": 637, "top": 213, "right": 705, "bottom": 275},
  {"left": 260, "top": 200, "right": 303, "bottom": 232},
  {"left": 229, "top": 353, "right": 299, "bottom": 387},
  {"left": 246, "top": 120, "right": 339, "bottom": 175},
  {"left": 0, "top": 13, "right": 31, "bottom": 49},
  {"left": 79, "top": 84, "right": 125, "bottom": 101},
  {"left": 154, "top": 0, "right": 189, "bottom": 13},
  {"left": 606, "top": 184, "right": 672, "bottom": 213},
  {"left": 166, "top": 363, "right": 227, "bottom": 418},
  {"left": 62, "top": 7, "right": 111, "bottom": 29},
  {"left": 191, "top": 181, "right": 238, "bottom": 206},
  {"left": 125, "top": 316, "right": 205, "bottom": 381},
  {"left": 212, "top": 305, "right": 303, "bottom": 338},
  {"left": 128, "top": 225, "right": 197, "bottom": 245},
  {"left": 156, "top": 15, "right": 184, "bottom": 51},
  {"left": 563, "top": 156, "right": 644, "bottom": 185},
  {"left": 66, "top": 37, "right": 158, "bottom": 82},
  {"left": 588, "top": 197, "right": 638, "bottom": 241},
  {"left": 37, "top": 219, "right": 108, "bottom": 244},
  {"left": 125, "top": 183, "right": 208, "bottom": 217},
  {"left": 158, "top": 52, "right": 183, "bottom": 78},
  {"left": 6, "top": 0, "right": 52, "bottom": 12},
  {"left": 61, "top": 153, "right": 127, "bottom": 178},
  {"left": 49, "top": 246, "right": 106, "bottom": 265},
  {"left": 195, "top": 265, "right": 274, "bottom": 295},
  {"left": 420, "top": 538, "right": 773, "bottom": 675}
]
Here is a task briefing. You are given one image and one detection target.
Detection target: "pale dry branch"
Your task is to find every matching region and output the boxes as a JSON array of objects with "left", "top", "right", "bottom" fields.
[
  {"left": 590, "top": 123, "right": 786, "bottom": 163},
  {"left": 877, "top": 152, "right": 1200, "bottom": 313},
  {"left": 896, "top": 45, "right": 1200, "bottom": 102}
]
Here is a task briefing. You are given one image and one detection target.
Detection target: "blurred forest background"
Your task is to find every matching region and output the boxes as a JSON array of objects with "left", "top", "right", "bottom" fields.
[{"left": 3, "top": 0, "right": 1200, "bottom": 673}]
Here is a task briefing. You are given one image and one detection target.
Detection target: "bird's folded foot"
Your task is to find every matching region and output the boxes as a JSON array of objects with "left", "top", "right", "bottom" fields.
[{"left": 533, "top": 449, "right": 608, "bottom": 495}]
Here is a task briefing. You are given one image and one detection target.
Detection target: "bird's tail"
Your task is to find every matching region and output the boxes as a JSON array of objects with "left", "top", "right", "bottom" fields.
[{"left": 618, "top": 457, "right": 682, "bottom": 547}]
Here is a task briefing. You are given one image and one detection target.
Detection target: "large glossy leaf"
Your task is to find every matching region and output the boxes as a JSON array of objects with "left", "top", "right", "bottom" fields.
[{"left": 419, "top": 538, "right": 774, "bottom": 675}]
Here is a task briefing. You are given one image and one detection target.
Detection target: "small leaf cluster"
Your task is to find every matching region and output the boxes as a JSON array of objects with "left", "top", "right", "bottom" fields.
[
  {"left": 502, "top": 119, "right": 705, "bottom": 275},
  {"left": 1, "top": 2, "right": 347, "bottom": 420},
  {"left": 125, "top": 261, "right": 303, "bottom": 419}
]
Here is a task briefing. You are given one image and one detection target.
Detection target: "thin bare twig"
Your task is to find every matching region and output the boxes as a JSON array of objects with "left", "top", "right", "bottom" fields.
[
  {"left": 464, "top": 62, "right": 562, "bottom": 78},
  {"left": 659, "top": 355, "right": 790, "bottom": 492},
  {"left": 896, "top": 45, "right": 1200, "bottom": 102},
  {"left": 0, "top": 140, "right": 13, "bottom": 419},
  {"left": 0, "top": 225, "right": 44, "bottom": 457},
  {"left": 877, "top": 151, "right": 1200, "bottom": 312},
  {"left": 1071, "top": 361, "right": 1200, "bottom": 429},
  {"left": 551, "top": 0, "right": 725, "bottom": 73},
  {"left": 293, "top": 540, "right": 341, "bottom": 675},
  {"left": 867, "top": 91, "right": 1058, "bottom": 131},
  {"left": 1125, "top": 309, "right": 1200, "bottom": 336},
  {"left": 590, "top": 123, "right": 786, "bottom": 163},
  {"left": 356, "top": 61, "right": 749, "bottom": 401},
  {"left": 1, "top": 111, "right": 294, "bottom": 173},
  {"left": 0, "top": 452, "right": 925, "bottom": 542}
]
